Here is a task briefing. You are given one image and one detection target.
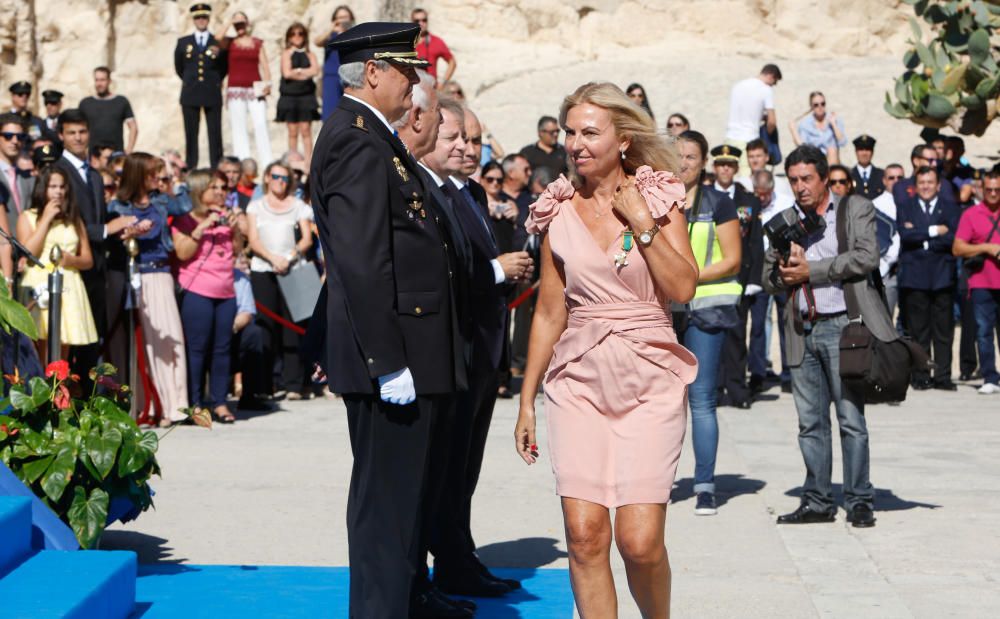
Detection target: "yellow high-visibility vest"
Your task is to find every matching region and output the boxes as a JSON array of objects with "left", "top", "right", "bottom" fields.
[{"left": 687, "top": 191, "right": 742, "bottom": 311}]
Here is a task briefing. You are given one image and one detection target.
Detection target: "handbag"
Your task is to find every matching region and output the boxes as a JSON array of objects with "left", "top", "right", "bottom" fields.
[
  {"left": 962, "top": 211, "right": 1000, "bottom": 276},
  {"left": 835, "top": 196, "right": 929, "bottom": 403}
]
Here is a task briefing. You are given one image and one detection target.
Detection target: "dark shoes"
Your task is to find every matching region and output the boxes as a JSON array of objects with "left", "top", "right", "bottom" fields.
[
  {"left": 776, "top": 503, "right": 836, "bottom": 524},
  {"left": 911, "top": 379, "right": 932, "bottom": 391},
  {"left": 780, "top": 381, "right": 792, "bottom": 394},
  {"left": 959, "top": 370, "right": 981, "bottom": 382},
  {"left": 846, "top": 504, "right": 876, "bottom": 528},
  {"left": 749, "top": 375, "right": 765, "bottom": 395},
  {"left": 435, "top": 564, "right": 511, "bottom": 598},
  {"left": 410, "top": 587, "right": 475, "bottom": 618},
  {"left": 933, "top": 381, "right": 958, "bottom": 391},
  {"left": 695, "top": 492, "right": 717, "bottom": 516}
]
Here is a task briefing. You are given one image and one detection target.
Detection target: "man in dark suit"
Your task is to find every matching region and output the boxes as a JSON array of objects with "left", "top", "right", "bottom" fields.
[
  {"left": 850, "top": 134, "right": 883, "bottom": 200},
  {"left": 310, "top": 23, "right": 465, "bottom": 619},
  {"left": 894, "top": 143, "right": 957, "bottom": 206},
  {"left": 0, "top": 113, "right": 33, "bottom": 235},
  {"left": 897, "top": 165, "right": 961, "bottom": 390},
  {"left": 174, "top": 3, "right": 227, "bottom": 169},
  {"left": 712, "top": 145, "right": 764, "bottom": 408},
  {"left": 54, "top": 109, "right": 133, "bottom": 382},
  {"left": 434, "top": 104, "right": 532, "bottom": 599}
]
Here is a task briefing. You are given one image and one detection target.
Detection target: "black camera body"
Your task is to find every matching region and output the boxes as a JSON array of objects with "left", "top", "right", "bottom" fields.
[{"left": 764, "top": 206, "right": 826, "bottom": 262}]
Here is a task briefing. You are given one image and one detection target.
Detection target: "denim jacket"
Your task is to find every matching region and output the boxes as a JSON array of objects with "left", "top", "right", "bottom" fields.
[{"left": 108, "top": 186, "right": 193, "bottom": 258}]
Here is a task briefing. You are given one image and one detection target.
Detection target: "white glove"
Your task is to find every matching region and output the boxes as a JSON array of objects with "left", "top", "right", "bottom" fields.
[
  {"left": 744, "top": 284, "right": 763, "bottom": 297},
  {"left": 378, "top": 368, "right": 416, "bottom": 405}
]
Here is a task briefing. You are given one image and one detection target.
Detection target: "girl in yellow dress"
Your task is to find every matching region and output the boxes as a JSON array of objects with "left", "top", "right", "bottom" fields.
[{"left": 16, "top": 166, "right": 97, "bottom": 363}]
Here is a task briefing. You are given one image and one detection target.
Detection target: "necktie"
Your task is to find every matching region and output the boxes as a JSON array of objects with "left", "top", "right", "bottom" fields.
[
  {"left": 922, "top": 199, "right": 931, "bottom": 217},
  {"left": 5, "top": 167, "right": 21, "bottom": 213},
  {"left": 460, "top": 185, "right": 497, "bottom": 249},
  {"left": 862, "top": 169, "right": 869, "bottom": 183},
  {"left": 81, "top": 162, "right": 93, "bottom": 190}
]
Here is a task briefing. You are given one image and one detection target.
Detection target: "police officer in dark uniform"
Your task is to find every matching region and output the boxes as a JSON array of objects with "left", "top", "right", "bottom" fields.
[
  {"left": 850, "top": 134, "right": 883, "bottom": 200},
  {"left": 41, "top": 89, "right": 64, "bottom": 134},
  {"left": 7, "top": 81, "right": 45, "bottom": 143},
  {"left": 174, "top": 3, "right": 227, "bottom": 169},
  {"left": 710, "top": 144, "right": 765, "bottom": 408},
  {"left": 310, "top": 22, "right": 466, "bottom": 619}
]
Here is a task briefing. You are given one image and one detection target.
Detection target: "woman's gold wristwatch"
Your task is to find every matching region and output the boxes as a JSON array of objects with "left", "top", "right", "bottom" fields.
[{"left": 636, "top": 224, "right": 660, "bottom": 247}]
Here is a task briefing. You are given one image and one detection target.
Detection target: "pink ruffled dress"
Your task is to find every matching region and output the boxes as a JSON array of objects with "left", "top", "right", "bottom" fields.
[{"left": 526, "top": 166, "right": 699, "bottom": 508}]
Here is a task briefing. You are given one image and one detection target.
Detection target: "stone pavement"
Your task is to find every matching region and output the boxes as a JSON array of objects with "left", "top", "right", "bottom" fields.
[{"left": 103, "top": 380, "right": 1000, "bottom": 618}]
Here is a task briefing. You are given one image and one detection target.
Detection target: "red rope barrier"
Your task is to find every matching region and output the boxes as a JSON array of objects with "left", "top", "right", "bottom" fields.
[
  {"left": 508, "top": 282, "right": 539, "bottom": 310},
  {"left": 133, "top": 313, "right": 163, "bottom": 427},
  {"left": 255, "top": 301, "right": 307, "bottom": 335}
]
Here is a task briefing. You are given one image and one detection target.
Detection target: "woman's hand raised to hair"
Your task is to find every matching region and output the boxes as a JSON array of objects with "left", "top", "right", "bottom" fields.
[{"left": 612, "top": 178, "right": 655, "bottom": 231}]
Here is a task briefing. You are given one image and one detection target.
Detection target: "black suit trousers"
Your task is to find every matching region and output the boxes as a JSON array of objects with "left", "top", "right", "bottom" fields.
[
  {"left": 904, "top": 287, "right": 955, "bottom": 383},
  {"left": 181, "top": 104, "right": 223, "bottom": 169},
  {"left": 718, "top": 295, "right": 752, "bottom": 402},
  {"left": 345, "top": 393, "right": 445, "bottom": 619},
  {"left": 430, "top": 352, "right": 501, "bottom": 566}
]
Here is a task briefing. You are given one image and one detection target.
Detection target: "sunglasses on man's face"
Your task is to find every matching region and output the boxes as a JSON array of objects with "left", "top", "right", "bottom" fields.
[
  {"left": 271, "top": 173, "right": 290, "bottom": 183},
  {"left": 885, "top": 175, "right": 903, "bottom": 182},
  {"left": 0, "top": 131, "right": 27, "bottom": 142},
  {"left": 829, "top": 178, "right": 849, "bottom": 186}
]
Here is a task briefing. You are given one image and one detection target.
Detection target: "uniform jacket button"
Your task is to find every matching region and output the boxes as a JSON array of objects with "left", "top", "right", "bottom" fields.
[
  {"left": 415, "top": 307, "right": 422, "bottom": 315},
  {"left": 367, "top": 358, "right": 374, "bottom": 365}
]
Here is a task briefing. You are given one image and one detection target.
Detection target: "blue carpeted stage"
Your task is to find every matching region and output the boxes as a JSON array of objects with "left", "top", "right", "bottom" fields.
[{"left": 132, "top": 565, "right": 573, "bottom": 618}]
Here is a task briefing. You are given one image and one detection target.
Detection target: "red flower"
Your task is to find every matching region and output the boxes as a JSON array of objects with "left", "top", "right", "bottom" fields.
[
  {"left": 53, "top": 384, "right": 71, "bottom": 410},
  {"left": 0, "top": 423, "right": 15, "bottom": 436},
  {"left": 45, "top": 360, "right": 70, "bottom": 381},
  {"left": 96, "top": 375, "right": 121, "bottom": 392}
]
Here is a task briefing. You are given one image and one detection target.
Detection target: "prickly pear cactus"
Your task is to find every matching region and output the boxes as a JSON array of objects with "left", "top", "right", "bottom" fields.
[{"left": 885, "top": 0, "right": 1000, "bottom": 136}]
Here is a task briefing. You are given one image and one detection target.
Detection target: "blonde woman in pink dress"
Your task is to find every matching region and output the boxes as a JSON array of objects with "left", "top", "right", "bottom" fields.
[{"left": 515, "top": 82, "right": 699, "bottom": 617}]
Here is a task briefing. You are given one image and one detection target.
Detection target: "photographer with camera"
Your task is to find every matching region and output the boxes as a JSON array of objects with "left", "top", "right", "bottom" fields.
[{"left": 763, "top": 145, "right": 898, "bottom": 528}]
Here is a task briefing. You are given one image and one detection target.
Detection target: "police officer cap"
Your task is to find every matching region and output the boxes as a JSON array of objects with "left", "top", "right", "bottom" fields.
[
  {"left": 32, "top": 142, "right": 62, "bottom": 168},
  {"left": 329, "top": 22, "right": 430, "bottom": 68},
  {"left": 710, "top": 144, "right": 741, "bottom": 163},
  {"left": 853, "top": 134, "right": 876, "bottom": 150},
  {"left": 8, "top": 81, "right": 31, "bottom": 96},
  {"left": 189, "top": 3, "right": 211, "bottom": 17},
  {"left": 42, "top": 90, "right": 64, "bottom": 104}
]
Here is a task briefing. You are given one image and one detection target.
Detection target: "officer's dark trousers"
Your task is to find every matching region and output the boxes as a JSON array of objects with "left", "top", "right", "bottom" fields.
[
  {"left": 430, "top": 350, "right": 501, "bottom": 568},
  {"left": 345, "top": 393, "right": 445, "bottom": 619},
  {"left": 905, "top": 287, "right": 955, "bottom": 384},
  {"left": 718, "top": 295, "right": 752, "bottom": 403},
  {"left": 181, "top": 104, "right": 223, "bottom": 169}
]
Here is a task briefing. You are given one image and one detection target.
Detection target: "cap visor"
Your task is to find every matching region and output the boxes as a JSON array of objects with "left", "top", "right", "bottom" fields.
[{"left": 386, "top": 57, "right": 430, "bottom": 68}]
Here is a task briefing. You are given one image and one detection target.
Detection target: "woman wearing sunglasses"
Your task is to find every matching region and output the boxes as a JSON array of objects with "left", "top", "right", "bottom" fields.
[
  {"left": 217, "top": 11, "right": 273, "bottom": 166},
  {"left": 789, "top": 91, "right": 847, "bottom": 165},
  {"left": 277, "top": 22, "right": 320, "bottom": 167},
  {"left": 827, "top": 164, "right": 855, "bottom": 198},
  {"left": 665, "top": 112, "right": 690, "bottom": 137},
  {"left": 626, "top": 82, "right": 654, "bottom": 120},
  {"left": 246, "top": 160, "right": 314, "bottom": 400}
]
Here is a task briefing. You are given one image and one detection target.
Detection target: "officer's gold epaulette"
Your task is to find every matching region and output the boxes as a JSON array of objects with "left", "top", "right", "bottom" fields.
[{"left": 353, "top": 115, "right": 367, "bottom": 132}]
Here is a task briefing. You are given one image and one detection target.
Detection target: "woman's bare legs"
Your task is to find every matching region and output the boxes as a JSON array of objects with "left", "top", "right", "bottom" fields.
[
  {"left": 615, "top": 503, "right": 670, "bottom": 619},
  {"left": 563, "top": 497, "right": 617, "bottom": 618}
]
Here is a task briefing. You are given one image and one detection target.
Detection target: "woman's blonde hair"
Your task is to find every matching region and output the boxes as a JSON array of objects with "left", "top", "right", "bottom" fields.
[
  {"left": 187, "top": 168, "right": 224, "bottom": 217},
  {"left": 559, "top": 82, "right": 679, "bottom": 187}
]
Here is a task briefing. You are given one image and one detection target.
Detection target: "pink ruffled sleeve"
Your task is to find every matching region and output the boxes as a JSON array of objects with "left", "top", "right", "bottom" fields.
[
  {"left": 525, "top": 175, "right": 575, "bottom": 234},
  {"left": 634, "top": 165, "right": 686, "bottom": 218}
]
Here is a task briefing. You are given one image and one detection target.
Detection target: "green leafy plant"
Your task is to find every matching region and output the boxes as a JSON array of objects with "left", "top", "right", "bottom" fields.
[
  {"left": 0, "top": 361, "right": 160, "bottom": 548},
  {"left": 886, "top": 0, "right": 1000, "bottom": 135},
  {"left": 0, "top": 277, "right": 38, "bottom": 340}
]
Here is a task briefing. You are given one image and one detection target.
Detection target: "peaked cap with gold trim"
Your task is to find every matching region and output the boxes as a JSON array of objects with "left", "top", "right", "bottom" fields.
[
  {"left": 710, "top": 144, "right": 741, "bottom": 163},
  {"left": 328, "top": 22, "right": 430, "bottom": 67}
]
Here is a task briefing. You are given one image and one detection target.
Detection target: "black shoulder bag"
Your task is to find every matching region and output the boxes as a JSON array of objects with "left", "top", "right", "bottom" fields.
[
  {"left": 962, "top": 210, "right": 1000, "bottom": 277},
  {"left": 837, "top": 196, "right": 929, "bottom": 404}
]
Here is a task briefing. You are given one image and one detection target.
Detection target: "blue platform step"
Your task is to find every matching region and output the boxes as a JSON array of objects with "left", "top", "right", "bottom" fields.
[
  {"left": 0, "top": 496, "right": 31, "bottom": 577},
  {"left": 0, "top": 494, "right": 137, "bottom": 618}
]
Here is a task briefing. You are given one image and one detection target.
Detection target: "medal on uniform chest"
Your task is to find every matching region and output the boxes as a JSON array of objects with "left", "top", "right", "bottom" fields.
[
  {"left": 614, "top": 229, "right": 633, "bottom": 268},
  {"left": 408, "top": 191, "right": 426, "bottom": 221}
]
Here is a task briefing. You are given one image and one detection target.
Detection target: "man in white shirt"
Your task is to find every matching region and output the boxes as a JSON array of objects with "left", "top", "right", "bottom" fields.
[
  {"left": 873, "top": 163, "right": 904, "bottom": 318},
  {"left": 725, "top": 64, "right": 782, "bottom": 177}
]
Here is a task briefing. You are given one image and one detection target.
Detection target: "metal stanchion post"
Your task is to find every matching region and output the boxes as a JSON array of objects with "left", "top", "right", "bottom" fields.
[
  {"left": 46, "top": 246, "right": 63, "bottom": 364},
  {"left": 126, "top": 238, "right": 140, "bottom": 418}
]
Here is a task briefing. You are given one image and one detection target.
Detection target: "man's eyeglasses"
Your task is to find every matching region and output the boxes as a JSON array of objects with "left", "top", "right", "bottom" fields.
[
  {"left": 0, "top": 132, "right": 27, "bottom": 142},
  {"left": 829, "top": 178, "right": 849, "bottom": 186},
  {"left": 482, "top": 176, "right": 502, "bottom": 184},
  {"left": 271, "top": 173, "right": 290, "bottom": 183},
  {"left": 885, "top": 175, "right": 903, "bottom": 182},
  {"left": 984, "top": 187, "right": 1000, "bottom": 194}
]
